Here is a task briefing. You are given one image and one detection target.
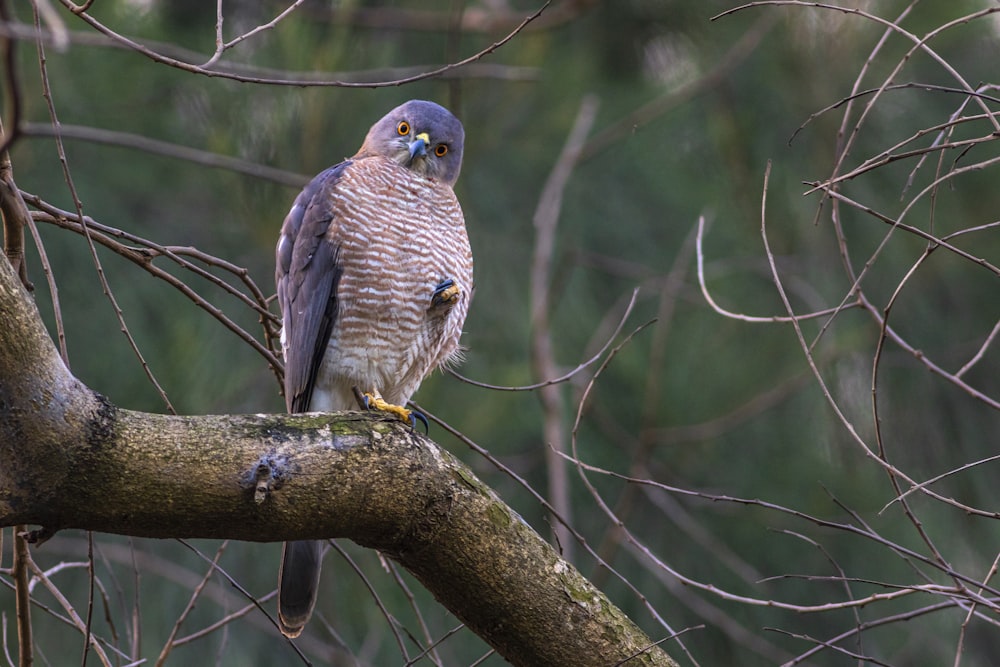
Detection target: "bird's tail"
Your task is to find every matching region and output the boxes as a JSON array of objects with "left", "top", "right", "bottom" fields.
[{"left": 278, "top": 540, "right": 323, "bottom": 638}]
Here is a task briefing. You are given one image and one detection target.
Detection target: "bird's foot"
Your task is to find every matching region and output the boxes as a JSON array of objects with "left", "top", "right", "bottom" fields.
[
  {"left": 363, "top": 391, "right": 410, "bottom": 420},
  {"left": 431, "top": 278, "right": 461, "bottom": 308},
  {"left": 363, "top": 391, "right": 428, "bottom": 432}
]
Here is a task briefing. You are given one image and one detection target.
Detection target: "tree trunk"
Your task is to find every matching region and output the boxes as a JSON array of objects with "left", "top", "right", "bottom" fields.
[{"left": 0, "top": 253, "right": 678, "bottom": 667}]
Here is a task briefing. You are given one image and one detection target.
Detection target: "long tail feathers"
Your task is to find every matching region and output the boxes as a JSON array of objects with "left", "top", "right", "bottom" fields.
[{"left": 278, "top": 540, "right": 323, "bottom": 638}]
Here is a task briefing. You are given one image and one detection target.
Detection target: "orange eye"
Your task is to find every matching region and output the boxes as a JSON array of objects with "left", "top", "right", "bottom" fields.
[
  {"left": 434, "top": 144, "right": 448, "bottom": 157},
  {"left": 397, "top": 121, "right": 410, "bottom": 136}
]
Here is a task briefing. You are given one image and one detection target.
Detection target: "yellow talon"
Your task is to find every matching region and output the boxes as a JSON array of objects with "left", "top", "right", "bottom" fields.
[
  {"left": 436, "top": 284, "right": 460, "bottom": 304},
  {"left": 363, "top": 391, "right": 412, "bottom": 423},
  {"left": 431, "top": 279, "right": 461, "bottom": 308}
]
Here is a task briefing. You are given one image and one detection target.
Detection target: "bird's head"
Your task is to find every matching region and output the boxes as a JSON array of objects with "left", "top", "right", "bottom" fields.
[{"left": 356, "top": 100, "right": 465, "bottom": 186}]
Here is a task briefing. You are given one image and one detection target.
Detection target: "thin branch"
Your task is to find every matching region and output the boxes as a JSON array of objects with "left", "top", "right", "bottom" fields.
[
  {"left": 331, "top": 543, "right": 411, "bottom": 663},
  {"left": 881, "top": 454, "right": 1000, "bottom": 514},
  {"left": 387, "top": 559, "right": 446, "bottom": 667},
  {"left": 447, "top": 287, "right": 639, "bottom": 391},
  {"left": 954, "top": 552, "right": 1000, "bottom": 667},
  {"left": 0, "top": 576, "right": 134, "bottom": 663},
  {"left": 0, "top": 20, "right": 539, "bottom": 83},
  {"left": 788, "top": 82, "right": 1000, "bottom": 145},
  {"left": 556, "top": 450, "right": 1000, "bottom": 607},
  {"left": 170, "top": 594, "right": 274, "bottom": 647},
  {"left": 696, "top": 216, "right": 863, "bottom": 323},
  {"left": 955, "top": 317, "right": 1000, "bottom": 379},
  {"left": 311, "top": 0, "right": 592, "bottom": 33},
  {"left": 24, "top": 197, "right": 283, "bottom": 384},
  {"left": 24, "top": 558, "right": 113, "bottom": 667},
  {"left": 59, "top": 1, "right": 551, "bottom": 88},
  {"left": 153, "top": 541, "right": 229, "bottom": 667},
  {"left": 11, "top": 529, "right": 31, "bottom": 667},
  {"left": 32, "top": 11, "right": 176, "bottom": 412},
  {"left": 529, "top": 94, "right": 599, "bottom": 561},
  {"left": 174, "top": 540, "right": 311, "bottom": 665},
  {"left": 201, "top": 0, "right": 308, "bottom": 69},
  {"left": 20, "top": 122, "right": 310, "bottom": 188},
  {"left": 715, "top": 4, "right": 1000, "bottom": 129}
]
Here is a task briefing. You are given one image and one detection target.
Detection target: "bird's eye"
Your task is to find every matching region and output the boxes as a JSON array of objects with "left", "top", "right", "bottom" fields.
[
  {"left": 397, "top": 121, "right": 410, "bottom": 136},
  {"left": 434, "top": 144, "right": 449, "bottom": 157}
]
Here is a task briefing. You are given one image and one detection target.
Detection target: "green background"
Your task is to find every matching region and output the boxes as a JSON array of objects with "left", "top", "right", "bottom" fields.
[{"left": 2, "top": 1, "right": 999, "bottom": 665}]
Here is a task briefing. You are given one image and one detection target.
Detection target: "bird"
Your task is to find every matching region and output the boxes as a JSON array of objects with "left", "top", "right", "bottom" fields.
[{"left": 273, "top": 99, "right": 473, "bottom": 638}]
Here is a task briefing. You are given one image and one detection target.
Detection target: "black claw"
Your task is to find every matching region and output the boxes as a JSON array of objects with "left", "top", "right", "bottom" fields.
[
  {"left": 23, "top": 526, "right": 57, "bottom": 545},
  {"left": 409, "top": 410, "right": 429, "bottom": 434},
  {"left": 351, "top": 386, "right": 368, "bottom": 410}
]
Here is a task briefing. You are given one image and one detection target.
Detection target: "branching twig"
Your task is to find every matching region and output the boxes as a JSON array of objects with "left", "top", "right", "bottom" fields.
[
  {"left": 153, "top": 541, "right": 229, "bottom": 667},
  {"left": 24, "top": 196, "right": 284, "bottom": 384},
  {"left": 58, "top": 0, "right": 551, "bottom": 88},
  {"left": 25, "top": 558, "right": 113, "bottom": 667},
  {"left": 202, "top": 0, "right": 308, "bottom": 70},
  {"left": 11, "top": 528, "right": 31, "bottom": 667},
  {"left": 448, "top": 287, "right": 639, "bottom": 391},
  {"left": 32, "top": 12, "right": 177, "bottom": 412}
]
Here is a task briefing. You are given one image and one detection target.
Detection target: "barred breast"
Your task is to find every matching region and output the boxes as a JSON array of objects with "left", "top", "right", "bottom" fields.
[{"left": 311, "top": 156, "right": 472, "bottom": 411}]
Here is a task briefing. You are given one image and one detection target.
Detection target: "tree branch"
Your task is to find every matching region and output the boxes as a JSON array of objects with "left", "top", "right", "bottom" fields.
[
  {"left": 58, "top": 1, "right": 549, "bottom": 88},
  {"left": 0, "top": 253, "right": 677, "bottom": 667}
]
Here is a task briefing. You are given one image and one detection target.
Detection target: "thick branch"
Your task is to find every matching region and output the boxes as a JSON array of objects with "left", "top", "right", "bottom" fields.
[{"left": 0, "top": 254, "right": 676, "bottom": 666}]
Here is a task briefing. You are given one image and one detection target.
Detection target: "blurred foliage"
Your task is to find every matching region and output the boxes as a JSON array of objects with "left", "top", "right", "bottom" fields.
[{"left": 2, "top": 0, "right": 1000, "bottom": 665}]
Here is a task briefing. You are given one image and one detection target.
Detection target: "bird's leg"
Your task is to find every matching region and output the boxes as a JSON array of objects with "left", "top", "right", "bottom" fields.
[
  {"left": 362, "top": 389, "right": 428, "bottom": 431},
  {"left": 430, "top": 278, "right": 461, "bottom": 308}
]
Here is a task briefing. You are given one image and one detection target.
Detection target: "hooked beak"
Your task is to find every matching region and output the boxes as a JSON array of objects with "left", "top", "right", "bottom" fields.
[{"left": 408, "top": 132, "right": 430, "bottom": 162}]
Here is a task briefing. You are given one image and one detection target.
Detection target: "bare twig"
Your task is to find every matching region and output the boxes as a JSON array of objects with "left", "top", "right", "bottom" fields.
[
  {"left": 331, "top": 542, "right": 411, "bottom": 663},
  {"left": 953, "top": 552, "right": 1000, "bottom": 667},
  {"left": 174, "top": 540, "right": 311, "bottom": 664},
  {"left": 153, "top": 541, "right": 230, "bottom": 667},
  {"left": 24, "top": 197, "right": 283, "bottom": 384},
  {"left": 0, "top": 19, "right": 539, "bottom": 83},
  {"left": 20, "top": 123, "right": 309, "bottom": 187},
  {"left": 312, "top": 0, "right": 592, "bottom": 33},
  {"left": 25, "top": 558, "right": 112, "bottom": 667},
  {"left": 11, "top": 528, "right": 31, "bottom": 667},
  {"left": 447, "top": 287, "right": 640, "bottom": 391},
  {"left": 201, "top": 0, "right": 308, "bottom": 69},
  {"left": 170, "top": 595, "right": 273, "bottom": 647},
  {"left": 554, "top": 452, "right": 1000, "bottom": 607},
  {"left": 58, "top": 0, "right": 551, "bottom": 88},
  {"left": 31, "top": 10, "right": 177, "bottom": 411},
  {"left": 697, "top": 215, "right": 863, "bottom": 323}
]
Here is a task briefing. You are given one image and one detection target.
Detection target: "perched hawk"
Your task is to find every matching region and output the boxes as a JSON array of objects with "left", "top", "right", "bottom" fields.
[{"left": 274, "top": 99, "right": 472, "bottom": 638}]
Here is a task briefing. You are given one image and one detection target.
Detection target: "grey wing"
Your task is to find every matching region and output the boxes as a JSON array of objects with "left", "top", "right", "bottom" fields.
[{"left": 275, "top": 162, "right": 351, "bottom": 413}]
